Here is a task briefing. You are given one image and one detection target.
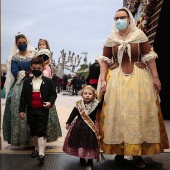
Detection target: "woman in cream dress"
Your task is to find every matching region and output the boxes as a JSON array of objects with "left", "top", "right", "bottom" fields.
[{"left": 97, "top": 7, "right": 169, "bottom": 168}]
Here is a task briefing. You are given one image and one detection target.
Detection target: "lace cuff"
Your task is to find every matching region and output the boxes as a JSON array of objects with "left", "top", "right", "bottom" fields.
[
  {"left": 141, "top": 51, "right": 158, "bottom": 63},
  {"left": 16, "top": 70, "right": 25, "bottom": 84},
  {"left": 97, "top": 56, "right": 112, "bottom": 65}
]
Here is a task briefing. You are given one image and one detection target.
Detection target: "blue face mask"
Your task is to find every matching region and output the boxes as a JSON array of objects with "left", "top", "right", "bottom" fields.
[
  {"left": 115, "top": 19, "right": 128, "bottom": 30},
  {"left": 17, "top": 43, "right": 27, "bottom": 51}
]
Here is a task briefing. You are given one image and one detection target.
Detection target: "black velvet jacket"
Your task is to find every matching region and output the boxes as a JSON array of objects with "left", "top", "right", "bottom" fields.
[{"left": 19, "top": 75, "right": 57, "bottom": 112}]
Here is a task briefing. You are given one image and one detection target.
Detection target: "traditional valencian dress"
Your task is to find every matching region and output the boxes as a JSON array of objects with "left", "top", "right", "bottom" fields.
[
  {"left": 63, "top": 96, "right": 104, "bottom": 160},
  {"left": 97, "top": 27, "right": 169, "bottom": 156},
  {"left": 3, "top": 53, "right": 34, "bottom": 145}
]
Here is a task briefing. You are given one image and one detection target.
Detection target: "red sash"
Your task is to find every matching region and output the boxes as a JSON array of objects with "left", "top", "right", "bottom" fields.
[
  {"left": 89, "top": 79, "right": 98, "bottom": 84},
  {"left": 31, "top": 92, "right": 43, "bottom": 108}
]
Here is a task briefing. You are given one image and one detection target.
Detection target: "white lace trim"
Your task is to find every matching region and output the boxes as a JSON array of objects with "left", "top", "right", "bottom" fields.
[
  {"left": 97, "top": 56, "right": 111, "bottom": 65},
  {"left": 78, "top": 99, "right": 99, "bottom": 115},
  {"left": 141, "top": 51, "right": 158, "bottom": 63},
  {"left": 16, "top": 70, "right": 25, "bottom": 85}
]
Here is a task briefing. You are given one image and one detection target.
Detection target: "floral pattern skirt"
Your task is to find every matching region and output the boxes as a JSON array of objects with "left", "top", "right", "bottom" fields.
[
  {"left": 63, "top": 118, "right": 98, "bottom": 159},
  {"left": 47, "top": 105, "right": 62, "bottom": 142},
  {"left": 3, "top": 80, "right": 62, "bottom": 146},
  {"left": 96, "top": 67, "right": 169, "bottom": 156},
  {"left": 3, "top": 81, "right": 30, "bottom": 146}
]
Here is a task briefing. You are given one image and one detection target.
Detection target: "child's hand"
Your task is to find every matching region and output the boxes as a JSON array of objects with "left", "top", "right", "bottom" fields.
[
  {"left": 19, "top": 112, "right": 25, "bottom": 119},
  {"left": 66, "top": 124, "right": 70, "bottom": 130},
  {"left": 43, "top": 102, "right": 51, "bottom": 109}
]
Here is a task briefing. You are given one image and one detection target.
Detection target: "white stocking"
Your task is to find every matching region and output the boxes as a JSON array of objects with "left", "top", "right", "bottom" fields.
[{"left": 38, "top": 137, "right": 47, "bottom": 156}]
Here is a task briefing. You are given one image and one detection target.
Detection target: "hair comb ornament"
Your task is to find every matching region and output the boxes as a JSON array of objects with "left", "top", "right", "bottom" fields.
[
  {"left": 36, "top": 49, "right": 51, "bottom": 58},
  {"left": 15, "top": 32, "right": 26, "bottom": 37}
]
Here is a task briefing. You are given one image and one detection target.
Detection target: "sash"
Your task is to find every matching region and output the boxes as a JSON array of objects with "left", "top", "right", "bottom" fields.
[
  {"left": 76, "top": 100, "right": 105, "bottom": 162},
  {"left": 89, "top": 79, "right": 98, "bottom": 84}
]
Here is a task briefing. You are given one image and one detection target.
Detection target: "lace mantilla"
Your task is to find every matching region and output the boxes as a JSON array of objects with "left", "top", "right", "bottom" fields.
[
  {"left": 104, "top": 29, "right": 148, "bottom": 67},
  {"left": 4, "top": 33, "right": 35, "bottom": 99}
]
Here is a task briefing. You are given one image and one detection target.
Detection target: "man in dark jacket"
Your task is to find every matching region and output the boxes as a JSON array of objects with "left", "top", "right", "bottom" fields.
[
  {"left": 62, "top": 74, "right": 68, "bottom": 94},
  {"left": 86, "top": 60, "right": 100, "bottom": 89},
  {"left": 52, "top": 73, "right": 59, "bottom": 92},
  {"left": 71, "top": 74, "right": 78, "bottom": 96}
]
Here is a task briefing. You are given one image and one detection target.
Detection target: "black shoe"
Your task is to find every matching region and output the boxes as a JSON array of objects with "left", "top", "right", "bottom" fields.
[
  {"left": 38, "top": 155, "right": 45, "bottom": 163},
  {"left": 87, "top": 159, "right": 93, "bottom": 166},
  {"left": 115, "top": 155, "right": 125, "bottom": 163},
  {"left": 31, "top": 149, "right": 39, "bottom": 158},
  {"left": 133, "top": 156, "right": 146, "bottom": 169},
  {"left": 80, "top": 158, "right": 86, "bottom": 164}
]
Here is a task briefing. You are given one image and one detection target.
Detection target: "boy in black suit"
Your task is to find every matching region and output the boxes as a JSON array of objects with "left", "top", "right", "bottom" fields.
[{"left": 19, "top": 57, "right": 57, "bottom": 163}]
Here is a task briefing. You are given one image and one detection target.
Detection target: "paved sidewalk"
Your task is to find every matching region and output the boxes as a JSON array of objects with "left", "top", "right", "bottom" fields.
[{"left": 1, "top": 93, "right": 170, "bottom": 154}]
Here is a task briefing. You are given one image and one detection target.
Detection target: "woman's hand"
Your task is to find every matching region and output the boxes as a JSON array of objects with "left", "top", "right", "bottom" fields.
[
  {"left": 19, "top": 112, "right": 25, "bottom": 119},
  {"left": 101, "top": 80, "right": 107, "bottom": 93},
  {"left": 146, "top": 59, "right": 161, "bottom": 94},
  {"left": 153, "top": 77, "right": 161, "bottom": 93}
]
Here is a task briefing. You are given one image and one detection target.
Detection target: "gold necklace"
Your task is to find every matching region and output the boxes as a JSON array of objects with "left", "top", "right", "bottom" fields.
[{"left": 118, "top": 29, "right": 130, "bottom": 41}]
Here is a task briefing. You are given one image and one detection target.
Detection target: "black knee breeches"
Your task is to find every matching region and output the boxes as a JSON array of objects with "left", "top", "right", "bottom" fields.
[{"left": 27, "top": 107, "right": 49, "bottom": 137}]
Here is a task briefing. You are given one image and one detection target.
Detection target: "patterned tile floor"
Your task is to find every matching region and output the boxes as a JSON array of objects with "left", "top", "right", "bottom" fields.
[{"left": 1, "top": 93, "right": 170, "bottom": 154}]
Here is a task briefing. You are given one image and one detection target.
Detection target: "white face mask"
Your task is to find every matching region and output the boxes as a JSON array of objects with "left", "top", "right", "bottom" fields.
[{"left": 115, "top": 19, "right": 128, "bottom": 30}]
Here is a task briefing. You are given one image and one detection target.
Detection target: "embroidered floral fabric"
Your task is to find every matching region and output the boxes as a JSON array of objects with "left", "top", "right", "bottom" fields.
[{"left": 104, "top": 65, "right": 160, "bottom": 144}]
